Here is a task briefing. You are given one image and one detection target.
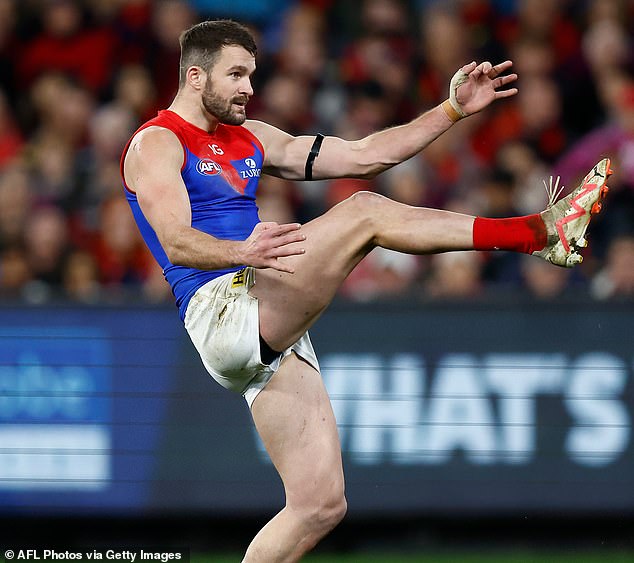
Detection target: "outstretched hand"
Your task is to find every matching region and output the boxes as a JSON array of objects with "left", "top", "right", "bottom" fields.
[
  {"left": 241, "top": 221, "right": 306, "bottom": 274},
  {"left": 450, "top": 60, "right": 518, "bottom": 117}
]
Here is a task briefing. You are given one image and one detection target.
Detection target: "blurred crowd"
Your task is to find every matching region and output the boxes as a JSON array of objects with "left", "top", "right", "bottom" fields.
[{"left": 0, "top": 0, "right": 633, "bottom": 307}]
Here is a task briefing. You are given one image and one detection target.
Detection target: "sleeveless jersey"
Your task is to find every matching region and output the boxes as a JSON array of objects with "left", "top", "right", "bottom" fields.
[{"left": 121, "top": 110, "right": 264, "bottom": 320}]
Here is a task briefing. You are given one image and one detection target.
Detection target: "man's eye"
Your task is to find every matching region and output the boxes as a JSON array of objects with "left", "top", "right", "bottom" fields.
[{"left": 231, "top": 72, "right": 241, "bottom": 78}]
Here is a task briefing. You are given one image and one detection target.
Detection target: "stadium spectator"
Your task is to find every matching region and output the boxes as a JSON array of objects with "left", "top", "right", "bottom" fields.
[
  {"left": 255, "top": 174, "right": 300, "bottom": 225},
  {"left": 0, "top": 0, "right": 18, "bottom": 104},
  {"left": 339, "top": 247, "right": 421, "bottom": 302},
  {"left": 75, "top": 103, "right": 137, "bottom": 220},
  {"left": 89, "top": 195, "right": 154, "bottom": 289},
  {"left": 62, "top": 249, "right": 101, "bottom": 303},
  {"left": 140, "top": 257, "right": 173, "bottom": 303},
  {"left": 0, "top": 245, "right": 32, "bottom": 298},
  {"left": 520, "top": 254, "right": 574, "bottom": 300},
  {"left": 28, "top": 136, "right": 78, "bottom": 209},
  {"left": 417, "top": 5, "right": 470, "bottom": 108},
  {"left": 494, "top": 141, "right": 550, "bottom": 214},
  {"left": 591, "top": 234, "right": 634, "bottom": 299},
  {"left": 470, "top": 73, "right": 567, "bottom": 164},
  {"left": 378, "top": 157, "right": 429, "bottom": 207},
  {"left": 147, "top": 0, "right": 196, "bottom": 107},
  {"left": 0, "top": 165, "right": 32, "bottom": 249},
  {"left": 27, "top": 72, "right": 95, "bottom": 149},
  {"left": 425, "top": 251, "right": 484, "bottom": 299},
  {"left": 111, "top": 64, "right": 160, "bottom": 125},
  {"left": 0, "top": 88, "right": 23, "bottom": 169},
  {"left": 275, "top": 3, "right": 326, "bottom": 84},
  {"left": 252, "top": 72, "right": 315, "bottom": 135},
  {"left": 495, "top": 0, "right": 580, "bottom": 67},
  {"left": 18, "top": 0, "right": 118, "bottom": 95},
  {"left": 555, "top": 81, "right": 634, "bottom": 193},
  {"left": 24, "top": 205, "right": 70, "bottom": 290},
  {"left": 340, "top": 0, "right": 415, "bottom": 122}
]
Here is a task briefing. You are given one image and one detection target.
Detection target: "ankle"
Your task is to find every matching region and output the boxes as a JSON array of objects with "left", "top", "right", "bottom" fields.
[{"left": 473, "top": 214, "right": 548, "bottom": 254}]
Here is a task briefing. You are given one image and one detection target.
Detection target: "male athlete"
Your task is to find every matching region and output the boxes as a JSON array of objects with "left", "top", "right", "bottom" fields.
[{"left": 121, "top": 19, "right": 611, "bottom": 563}]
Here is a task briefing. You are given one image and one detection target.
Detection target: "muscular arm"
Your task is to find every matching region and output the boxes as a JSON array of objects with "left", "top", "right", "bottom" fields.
[
  {"left": 246, "top": 60, "right": 517, "bottom": 181},
  {"left": 247, "top": 105, "right": 454, "bottom": 180},
  {"left": 123, "top": 127, "right": 305, "bottom": 274}
]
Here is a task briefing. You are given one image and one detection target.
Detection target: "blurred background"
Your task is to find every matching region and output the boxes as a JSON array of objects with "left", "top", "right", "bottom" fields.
[{"left": 1, "top": 0, "right": 634, "bottom": 561}]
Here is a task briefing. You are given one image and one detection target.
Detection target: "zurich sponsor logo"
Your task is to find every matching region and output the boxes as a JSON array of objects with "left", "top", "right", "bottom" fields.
[
  {"left": 240, "top": 157, "right": 261, "bottom": 179},
  {"left": 196, "top": 159, "right": 222, "bottom": 176}
]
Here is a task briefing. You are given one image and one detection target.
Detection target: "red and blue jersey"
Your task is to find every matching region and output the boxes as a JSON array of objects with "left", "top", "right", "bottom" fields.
[{"left": 121, "top": 110, "right": 264, "bottom": 320}]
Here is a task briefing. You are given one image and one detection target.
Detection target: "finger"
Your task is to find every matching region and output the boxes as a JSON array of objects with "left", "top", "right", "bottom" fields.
[
  {"left": 489, "top": 60, "right": 513, "bottom": 78},
  {"left": 494, "top": 73, "right": 518, "bottom": 88},
  {"left": 271, "top": 223, "right": 302, "bottom": 236},
  {"left": 272, "top": 245, "right": 306, "bottom": 258},
  {"left": 471, "top": 61, "right": 492, "bottom": 81},
  {"left": 273, "top": 232, "right": 306, "bottom": 246},
  {"left": 469, "top": 62, "right": 483, "bottom": 80},
  {"left": 269, "top": 259, "right": 295, "bottom": 274},
  {"left": 479, "top": 61, "right": 492, "bottom": 74},
  {"left": 256, "top": 221, "right": 279, "bottom": 232},
  {"left": 495, "top": 87, "right": 518, "bottom": 98},
  {"left": 258, "top": 223, "right": 301, "bottom": 242},
  {"left": 461, "top": 61, "right": 477, "bottom": 74}
]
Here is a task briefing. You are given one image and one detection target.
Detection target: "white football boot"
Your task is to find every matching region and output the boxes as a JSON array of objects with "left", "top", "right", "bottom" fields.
[{"left": 533, "top": 158, "right": 612, "bottom": 267}]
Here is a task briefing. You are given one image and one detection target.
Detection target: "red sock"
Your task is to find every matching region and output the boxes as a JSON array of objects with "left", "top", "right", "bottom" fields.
[{"left": 473, "top": 214, "right": 547, "bottom": 255}]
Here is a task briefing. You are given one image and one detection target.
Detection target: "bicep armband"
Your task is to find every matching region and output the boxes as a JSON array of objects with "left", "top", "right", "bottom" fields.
[{"left": 304, "top": 134, "right": 324, "bottom": 181}]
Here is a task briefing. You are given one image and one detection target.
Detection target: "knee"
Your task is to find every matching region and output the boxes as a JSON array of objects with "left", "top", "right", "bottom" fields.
[
  {"left": 345, "top": 190, "right": 386, "bottom": 213},
  {"left": 310, "top": 494, "right": 347, "bottom": 536},
  {"left": 341, "top": 190, "right": 387, "bottom": 230},
  {"left": 293, "top": 488, "right": 347, "bottom": 535},
  {"left": 320, "top": 493, "right": 347, "bottom": 531}
]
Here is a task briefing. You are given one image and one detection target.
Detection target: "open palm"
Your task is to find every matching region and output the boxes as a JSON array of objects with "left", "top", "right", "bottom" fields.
[{"left": 454, "top": 60, "right": 518, "bottom": 116}]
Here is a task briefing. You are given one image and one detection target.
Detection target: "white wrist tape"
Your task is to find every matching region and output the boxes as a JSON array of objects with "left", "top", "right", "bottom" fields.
[{"left": 449, "top": 68, "right": 469, "bottom": 118}]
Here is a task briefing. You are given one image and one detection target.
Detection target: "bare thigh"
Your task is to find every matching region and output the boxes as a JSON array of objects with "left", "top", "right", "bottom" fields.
[
  {"left": 250, "top": 196, "right": 373, "bottom": 350},
  {"left": 250, "top": 352, "right": 344, "bottom": 508}
]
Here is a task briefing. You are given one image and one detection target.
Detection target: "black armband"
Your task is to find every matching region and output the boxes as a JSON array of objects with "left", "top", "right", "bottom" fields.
[{"left": 304, "top": 133, "right": 324, "bottom": 181}]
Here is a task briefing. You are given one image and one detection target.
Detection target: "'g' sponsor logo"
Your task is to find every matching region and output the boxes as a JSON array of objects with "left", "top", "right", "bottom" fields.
[
  {"left": 245, "top": 158, "right": 257, "bottom": 169},
  {"left": 196, "top": 159, "right": 222, "bottom": 176}
]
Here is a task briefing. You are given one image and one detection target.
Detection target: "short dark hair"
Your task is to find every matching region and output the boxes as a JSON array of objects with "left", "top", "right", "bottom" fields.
[{"left": 178, "top": 20, "right": 257, "bottom": 86}]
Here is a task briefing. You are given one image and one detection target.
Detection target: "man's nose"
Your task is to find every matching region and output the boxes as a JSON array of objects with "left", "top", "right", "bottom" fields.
[{"left": 240, "top": 78, "right": 253, "bottom": 96}]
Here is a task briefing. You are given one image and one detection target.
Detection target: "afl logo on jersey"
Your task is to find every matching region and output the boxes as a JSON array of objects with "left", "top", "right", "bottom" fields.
[{"left": 196, "top": 159, "right": 222, "bottom": 176}]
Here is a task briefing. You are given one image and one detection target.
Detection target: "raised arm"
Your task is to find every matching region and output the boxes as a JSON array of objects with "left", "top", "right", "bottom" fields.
[
  {"left": 123, "top": 127, "right": 305, "bottom": 274},
  {"left": 246, "top": 60, "right": 517, "bottom": 181}
]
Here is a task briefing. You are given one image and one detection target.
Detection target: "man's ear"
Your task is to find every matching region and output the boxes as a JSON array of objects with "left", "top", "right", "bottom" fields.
[{"left": 186, "top": 66, "right": 206, "bottom": 90}]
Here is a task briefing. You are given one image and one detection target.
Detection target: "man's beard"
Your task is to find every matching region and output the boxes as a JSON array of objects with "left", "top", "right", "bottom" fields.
[{"left": 202, "top": 82, "right": 248, "bottom": 126}]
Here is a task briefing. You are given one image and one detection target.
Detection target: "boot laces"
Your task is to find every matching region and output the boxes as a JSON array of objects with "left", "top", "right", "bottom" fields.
[{"left": 542, "top": 175, "right": 566, "bottom": 209}]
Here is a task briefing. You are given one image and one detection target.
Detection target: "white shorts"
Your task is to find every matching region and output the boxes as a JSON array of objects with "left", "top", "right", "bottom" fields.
[{"left": 184, "top": 267, "right": 319, "bottom": 407}]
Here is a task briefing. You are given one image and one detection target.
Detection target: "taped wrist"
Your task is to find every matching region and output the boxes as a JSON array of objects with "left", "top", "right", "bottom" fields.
[{"left": 441, "top": 100, "right": 463, "bottom": 123}]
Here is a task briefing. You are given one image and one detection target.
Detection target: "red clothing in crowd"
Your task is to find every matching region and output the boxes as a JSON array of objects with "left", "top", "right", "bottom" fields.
[{"left": 19, "top": 27, "right": 117, "bottom": 93}]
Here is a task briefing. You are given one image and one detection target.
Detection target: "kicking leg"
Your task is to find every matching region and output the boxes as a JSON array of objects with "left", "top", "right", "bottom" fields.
[
  {"left": 251, "top": 191, "right": 478, "bottom": 350},
  {"left": 243, "top": 353, "right": 346, "bottom": 562},
  {"left": 253, "top": 157, "right": 611, "bottom": 351}
]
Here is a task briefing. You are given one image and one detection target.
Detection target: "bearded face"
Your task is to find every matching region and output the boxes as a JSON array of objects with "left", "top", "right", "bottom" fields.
[{"left": 201, "top": 75, "right": 249, "bottom": 126}]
